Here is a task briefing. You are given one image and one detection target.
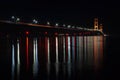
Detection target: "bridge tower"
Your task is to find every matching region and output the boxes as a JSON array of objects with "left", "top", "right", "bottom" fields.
[{"left": 94, "top": 18, "right": 99, "bottom": 30}]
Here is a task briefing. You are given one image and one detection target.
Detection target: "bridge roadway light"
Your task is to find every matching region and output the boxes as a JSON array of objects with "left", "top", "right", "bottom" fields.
[
  {"left": 16, "top": 18, "right": 20, "bottom": 22},
  {"left": 33, "top": 19, "right": 38, "bottom": 24},
  {"left": 67, "top": 25, "right": 71, "bottom": 28},
  {"left": 47, "top": 21, "right": 50, "bottom": 25},
  {"left": 35, "top": 20, "right": 38, "bottom": 24},
  {"left": 33, "top": 19, "right": 36, "bottom": 23},
  {"left": 11, "top": 16, "right": 16, "bottom": 22},
  {"left": 11, "top": 16, "right": 15, "bottom": 19},
  {"left": 55, "top": 23, "right": 58, "bottom": 26},
  {"left": 63, "top": 24, "right": 66, "bottom": 27}
]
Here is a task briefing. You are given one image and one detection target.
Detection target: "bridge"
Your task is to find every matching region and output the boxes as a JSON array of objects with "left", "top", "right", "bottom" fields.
[{"left": 0, "top": 20, "right": 104, "bottom": 36}]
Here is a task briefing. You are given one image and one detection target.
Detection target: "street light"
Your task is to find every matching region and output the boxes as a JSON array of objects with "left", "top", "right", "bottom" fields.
[
  {"left": 33, "top": 19, "right": 38, "bottom": 24},
  {"left": 35, "top": 20, "right": 38, "bottom": 24},
  {"left": 67, "top": 25, "right": 71, "bottom": 28},
  {"left": 11, "top": 16, "right": 15, "bottom": 19},
  {"left": 16, "top": 18, "right": 20, "bottom": 22},
  {"left": 47, "top": 21, "right": 50, "bottom": 25},
  {"left": 11, "top": 16, "right": 15, "bottom": 22},
  {"left": 63, "top": 24, "right": 66, "bottom": 27},
  {"left": 55, "top": 23, "right": 58, "bottom": 26},
  {"left": 11, "top": 16, "right": 20, "bottom": 23}
]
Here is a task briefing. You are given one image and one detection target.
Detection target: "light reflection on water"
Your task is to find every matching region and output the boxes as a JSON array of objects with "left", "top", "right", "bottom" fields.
[
  {"left": 1, "top": 35, "right": 105, "bottom": 80},
  {"left": 33, "top": 38, "right": 38, "bottom": 78},
  {"left": 11, "top": 44, "right": 15, "bottom": 80}
]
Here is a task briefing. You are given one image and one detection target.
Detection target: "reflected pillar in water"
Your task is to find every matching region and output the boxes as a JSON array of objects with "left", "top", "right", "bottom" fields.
[
  {"left": 26, "top": 36, "right": 29, "bottom": 69},
  {"left": 87, "top": 36, "right": 94, "bottom": 67},
  {"left": 17, "top": 39, "right": 20, "bottom": 64},
  {"left": 11, "top": 39, "right": 20, "bottom": 80},
  {"left": 17, "top": 39, "right": 20, "bottom": 80},
  {"left": 68, "top": 36, "right": 71, "bottom": 63},
  {"left": 99, "top": 36, "right": 103, "bottom": 62},
  {"left": 33, "top": 38, "right": 38, "bottom": 78},
  {"left": 93, "top": 36, "right": 104, "bottom": 70},
  {"left": 56, "top": 37, "right": 59, "bottom": 63},
  {"left": 47, "top": 37, "right": 50, "bottom": 63},
  {"left": 65, "top": 35, "right": 71, "bottom": 63},
  {"left": 33, "top": 38, "right": 38, "bottom": 63},
  {"left": 11, "top": 44, "right": 15, "bottom": 80},
  {"left": 93, "top": 36, "right": 98, "bottom": 69},
  {"left": 45, "top": 37, "right": 50, "bottom": 63}
]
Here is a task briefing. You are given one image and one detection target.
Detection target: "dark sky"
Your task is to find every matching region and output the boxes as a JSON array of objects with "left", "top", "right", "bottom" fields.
[{"left": 0, "top": 0, "right": 119, "bottom": 35}]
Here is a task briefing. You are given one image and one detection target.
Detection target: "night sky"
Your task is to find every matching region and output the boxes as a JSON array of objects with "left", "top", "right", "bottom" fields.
[{"left": 0, "top": 0, "right": 119, "bottom": 35}]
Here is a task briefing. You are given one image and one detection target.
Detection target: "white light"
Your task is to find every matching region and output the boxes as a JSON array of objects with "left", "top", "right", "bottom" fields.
[
  {"left": 47, "top": 21, "right": 50, "bottom": 25},
  {"left": 17, "top": 39, "right": 20, "bottom": 64},
  {"left": 47, "top": 37, "right": 50, "bottom": 63},
  {"left": 67, "top": 25, "right": 71, "bottom": 28},
  {"left": 55, "top": 23, "right": 58, "bottom": 26},
  {"left": 56, "top": 37, "right": 58, "bottom": 63},
  {"left": 35, "top": 21, "right": 38, "bottom": 24},
  {"left": 17, "top": 18, "right": 20, "bottom": 21},
  {"left": 33, "top": 19, "right": 38, "bottom": 24},
  {"left": 12, "top": 16, "right": 15, "bottom": 19},
  {"left": 68, "top": 36, "right": 71, "bottom": 63},
  {"left": 33, "top": 19, "right": 36, "bottom": 22},
  {"left": 12, "top": 44, "right": 15, "bottom": 65}
]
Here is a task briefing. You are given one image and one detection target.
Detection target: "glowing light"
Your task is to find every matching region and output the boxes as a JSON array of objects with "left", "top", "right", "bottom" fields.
[
  {"left": 45, "top": 32, "right": 48, "bottom": 34},
  {"left": 33, "top": 19, "right": 36, "bottom": 22},
  {"left": 11, "top": 16, "right": 15, "bottom": 19},
  {"left": 33, "top": 38, "right": 38, "bottom": 77},
  {"left": 35, "top": 38, "right": 38, "bottom": 63},
  {"left": 17, "top": 39, "right": 20, "bottom": 64},
  {"left": 26, "top": 37, "right": 29, "bottom": 69},
  {"left": 33, "top": 38, "right": 38, "bottom": 63},
  {"left": 55, "top": 32, "right": 58, "bottom": 35},
  {"left": 26, "top": 31, "right": 29, "bottom": 35},
  {"left": 12, "top": 44, "right": 15, "bottom": 65},
  {"left": 33, "top": 38, "right": 36, "bottom": 63},
  {"left": 67, "top": 25, "right": 71, "bottom": 28},
  {"left": 33, "top": 19, "right": 38, "bottom": 24},
  {"left": 68, "top": 36, "right": 71, "bottom": 63},
  {"left": 11, "top": 43, "right": 15, "bottom": 80},
  {"left": 47, "top": 37, "right": 50, "bottom": 63},
  {"left": 56, "top": 37, "right": 58, "bottom": 63},
  {"left": 55, "top": 23, "right": 59, "bottom": 26},
  {"left": 17, "top": 18, "right": 20, "bottom": 22},
  {"left": 47, "top": 21, "right": 50, "bottom": 25}
]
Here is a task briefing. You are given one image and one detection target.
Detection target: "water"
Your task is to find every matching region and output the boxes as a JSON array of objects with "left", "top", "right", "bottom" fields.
[{"left": 0, "top": 33, "right": 119, "bottom": 80}]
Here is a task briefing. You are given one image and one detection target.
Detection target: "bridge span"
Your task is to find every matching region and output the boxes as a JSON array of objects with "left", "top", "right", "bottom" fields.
[{"left": 0, "top": 20, "right": 104, "bottom": 36}]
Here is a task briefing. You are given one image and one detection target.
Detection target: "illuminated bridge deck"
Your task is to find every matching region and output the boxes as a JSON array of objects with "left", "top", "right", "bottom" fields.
[{"left": 0, "top": 20, "right": 104, "bottom": 36}]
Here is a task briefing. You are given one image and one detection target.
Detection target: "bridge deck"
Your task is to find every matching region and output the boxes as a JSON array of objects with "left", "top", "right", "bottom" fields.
[{"left": 0, "top": 20, "right": 104, "bottom": 36}]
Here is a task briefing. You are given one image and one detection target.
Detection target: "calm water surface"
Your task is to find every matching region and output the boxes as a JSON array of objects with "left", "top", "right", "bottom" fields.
[{"left": 0, "top": 34, "right": 119, "bottom": 80}]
